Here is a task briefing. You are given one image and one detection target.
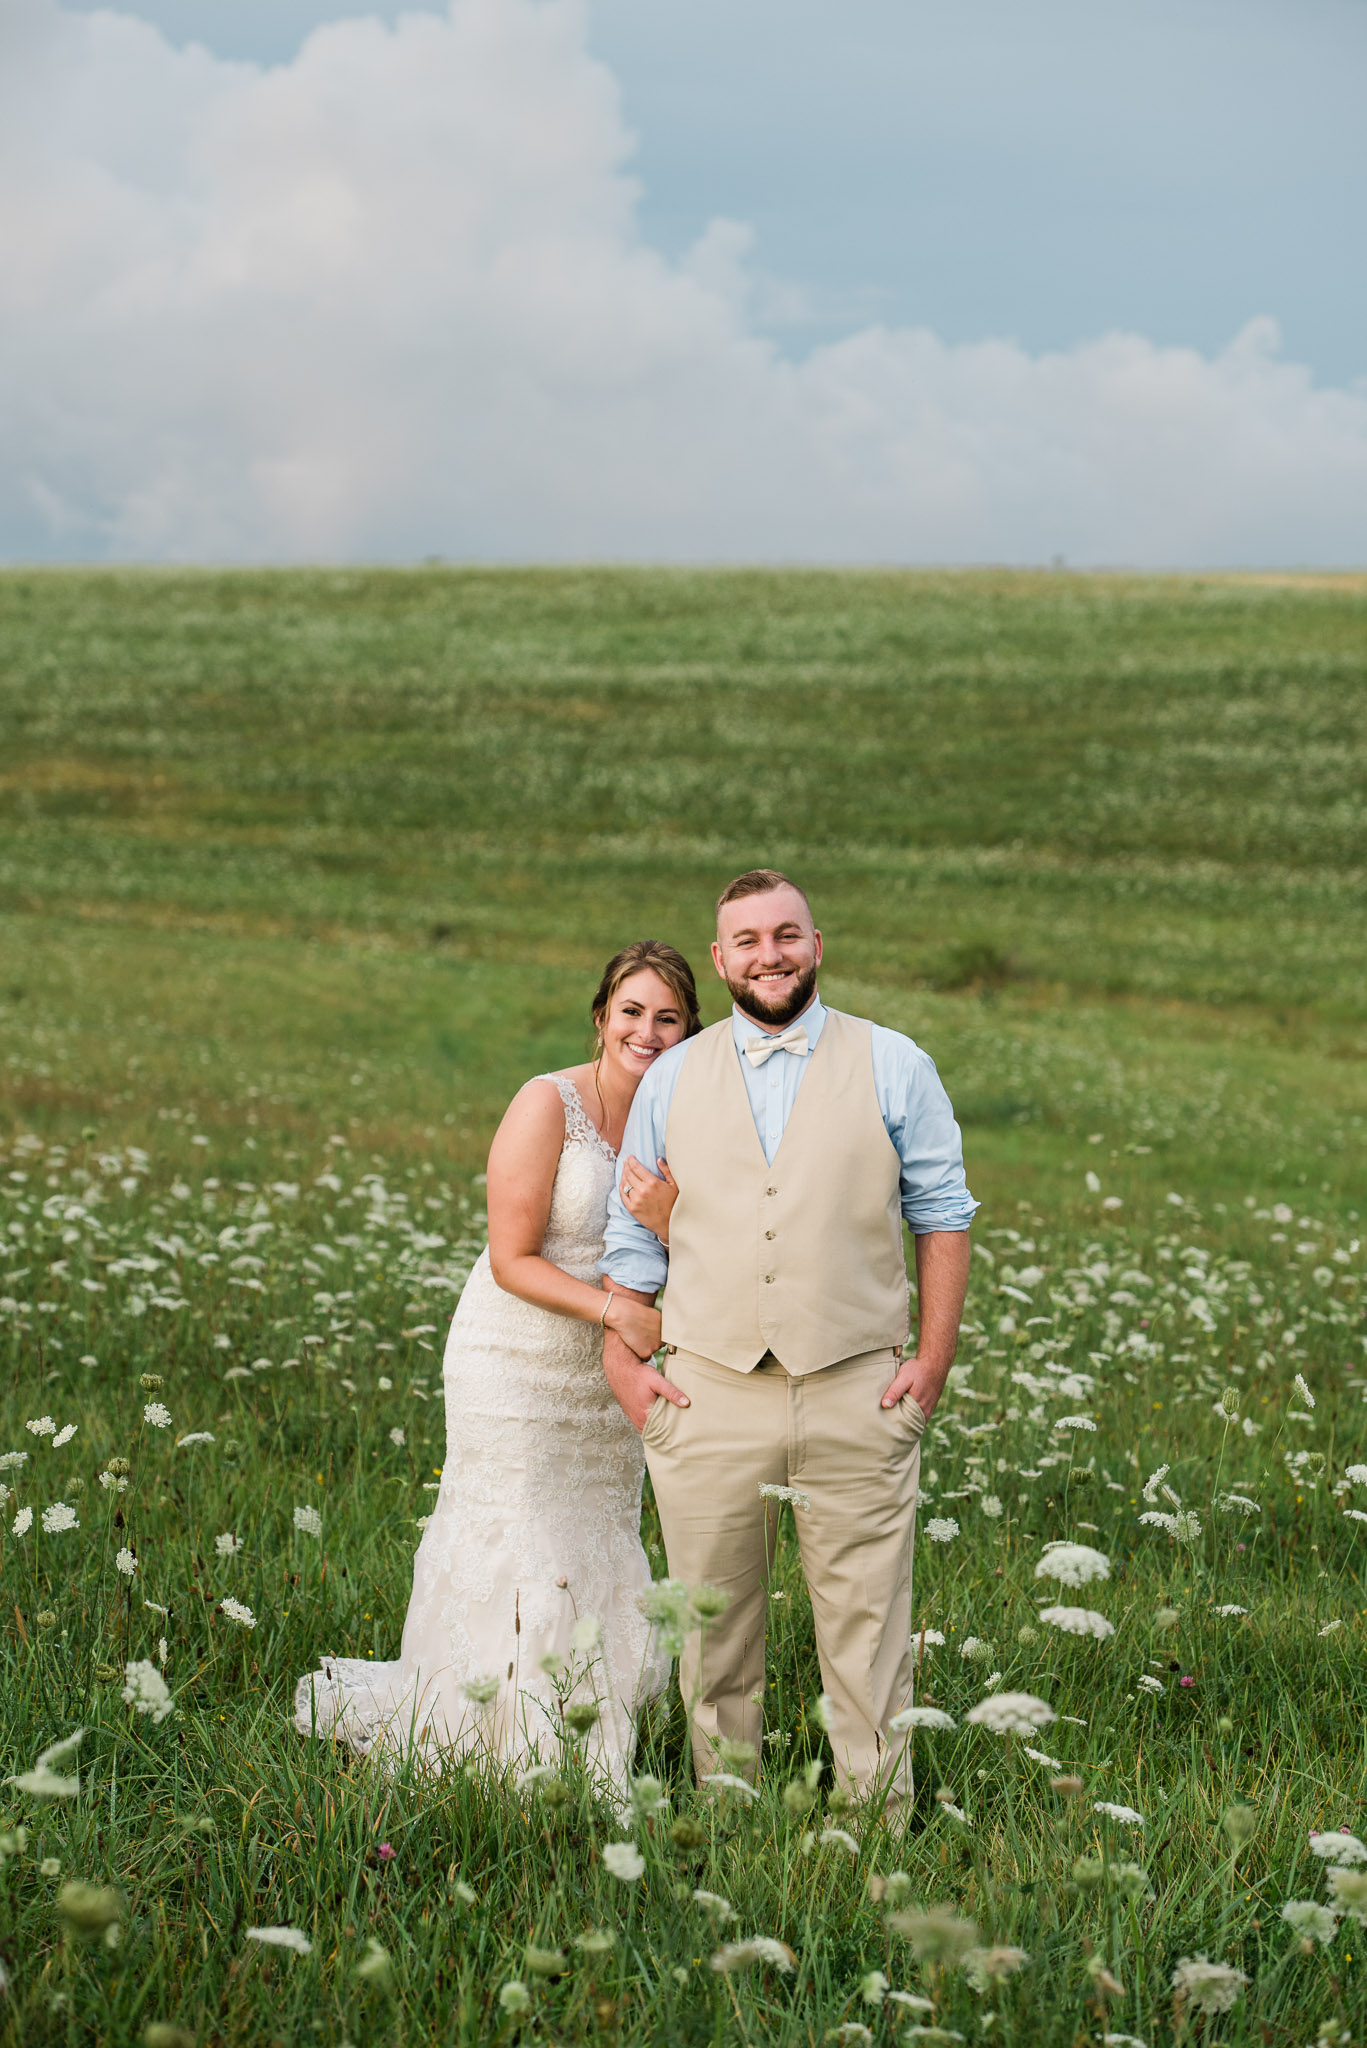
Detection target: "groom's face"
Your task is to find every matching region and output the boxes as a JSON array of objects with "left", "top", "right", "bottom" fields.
[{"left": 712, "top": 885, "right": 822, "bottom": 1029}]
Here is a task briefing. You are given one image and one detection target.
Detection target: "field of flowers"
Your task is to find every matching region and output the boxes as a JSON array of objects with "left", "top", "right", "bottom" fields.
[{"left": 0, "top": 566, "right": 1364, "bottom": 2043}]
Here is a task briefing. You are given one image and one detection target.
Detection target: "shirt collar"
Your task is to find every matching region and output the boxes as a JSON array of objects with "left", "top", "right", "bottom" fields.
[{"left": 731, "top": 991, "right": 826, "bottom": 1054}]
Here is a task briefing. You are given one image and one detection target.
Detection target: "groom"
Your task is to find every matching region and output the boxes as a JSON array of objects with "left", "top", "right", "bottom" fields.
[{"left": 599, "top": 869, "right": 976, "bottom": 1803}]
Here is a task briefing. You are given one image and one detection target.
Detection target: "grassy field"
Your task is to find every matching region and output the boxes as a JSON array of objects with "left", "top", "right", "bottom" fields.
[{"left": 0, "top": 567, "right": 1364, "bottom": 2044}]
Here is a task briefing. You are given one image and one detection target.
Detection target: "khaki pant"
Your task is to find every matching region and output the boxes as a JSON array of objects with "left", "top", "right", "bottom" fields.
[{"left": 642, "top": 1344, "right": 926, "bottom": 1803}]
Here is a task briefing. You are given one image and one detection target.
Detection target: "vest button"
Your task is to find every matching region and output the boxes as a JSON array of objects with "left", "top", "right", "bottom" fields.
[
  {"left": 764, "top": 1274, "right": 775, "bottom": 1284},
  {"left": 765, "top": 1186, "right": 777, "bottom": 1197},
  {"left": 764, "top": 1229, "right": 775, "bottom": 1241}
]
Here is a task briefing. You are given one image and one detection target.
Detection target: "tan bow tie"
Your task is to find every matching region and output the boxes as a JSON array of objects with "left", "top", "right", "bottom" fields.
[{"left": 744, "top": 1024, "right": 811, "bottom": 1067}]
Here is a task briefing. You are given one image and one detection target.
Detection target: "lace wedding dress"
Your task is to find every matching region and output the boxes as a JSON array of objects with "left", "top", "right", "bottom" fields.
[{"left": 294, "top": 1075, "right": 668, "bottom": 1788}]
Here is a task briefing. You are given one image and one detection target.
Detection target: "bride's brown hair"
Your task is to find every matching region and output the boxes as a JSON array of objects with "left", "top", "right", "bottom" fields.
[{"left": 590, "top": 942, "right": 702, "bottom": 1079}]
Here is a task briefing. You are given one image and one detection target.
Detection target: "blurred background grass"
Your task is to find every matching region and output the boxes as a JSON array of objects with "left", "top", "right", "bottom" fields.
[{"left": 1, "top": 565, "right": 1364, "bottom": 1221}]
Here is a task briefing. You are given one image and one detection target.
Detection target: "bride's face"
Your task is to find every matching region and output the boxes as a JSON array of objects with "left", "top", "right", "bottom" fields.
[{"left": 600, "top": 968, "right": 688, "bottom": 1089}]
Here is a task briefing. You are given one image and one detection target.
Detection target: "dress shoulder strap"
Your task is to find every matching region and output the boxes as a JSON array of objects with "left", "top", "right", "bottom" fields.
[{"left": 532, "top": 1072, "right": 606, "bottom": 1153}]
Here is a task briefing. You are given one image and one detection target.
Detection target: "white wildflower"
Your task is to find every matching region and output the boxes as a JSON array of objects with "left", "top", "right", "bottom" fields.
[
  {"left": 114, "top": 1547, "right": 138, "bottom": 1577},
  {"left": 6, "top": 1728, "right": 85, "bottom": 1799},
  {"left": 0, "top": 1451, "right": 29, "bottom": 1470},
  {"left": 462, "top": 1675, "right": 499, "bottom": 1706},
  {"left": 215, "top": 1532, "right": 242, "bottom": 1556},
  {"left": 121, "top": 1659, "right": 175, "bottom": 1725},
  {"left": 293, "top": 1505, "right": 322, "bottom": 1538},
  {"left": 176, "top": 1432, "right": 215, "bottom": 1448},
  {"left": 913, "top": 1627, "right": 946, "bottom": 1648},
  {"left": 1093, "top": 1802, "right": 1145, "bottom": 1826},
  {"left": 1022, "top": 1746, "right": 1063, "bottom": 1769},
  {"left": 144, "top": 1600, "right": 169, "bottom": 1617},
  {"left": 25, "top": 1417, "right": 55, "bottom": 1438},
  {"left": 1216, "top": 1494, "right": 1260, "bottom": 1515},
  {"left": 699, "top": 1772, "right": 760, "bottom": 1802},
  {"left": 1039, "top": 1606, "right": 1115, "bottom": 1640},
  {"left": 1138, "top": 1509, "right": 1202, "bottom": 1544},
  {"left": 924, "top": 1518, "right": 959, "bottom": 1543},
  {"left": 1170, "top": 1956, "right": 1246, "bottom": 2014},
  {"left": 41, "top": 1502, "right": 78, "bottom": 1534},
  {"left": 959, "top": 1636, "right": 994, "bottom": 1663},
  {"left": 98, "top": 1472, "right": 128, "bottom": 1492},
  {"left": 1035, "top": 1541, "right": 1110, "bottom": 1588},
  {"left": 817, "top": 1827, "right": 859, "bottom": 1856},
  {"left": 11, "top": 1507, "right": 33, "bottom": 1537},
  {"left": 692, "top": 1890, "right": 736, "bottom": 1922},
  {"left": 601, "top": 1841, "right": 645, "bottom": 1882},
  {"left": 1215, "top": 1604, "right": 1248, "bottom": 1617},
  {"left": 51, "top": 1424, "right": 77, "bottom": 1448},
  {"left": 1293, "top": 1373, "right": 1315, "bottom": 1409},
  {"left": 1054, "top": 1415, "right": 1097, "bottom": 1432},
  {"left": 1343, "top": 1509, "right": 1367, "bottom": 1524},
  {"left": 388, "top": 1426, "right": 406, "bottom": 1446},
  {"left": 1140, "top": 1464, "right": 1169, "bottom": 1504},
  {"left": 1325, "top": 1867, "right": 1367, "bottom": 1922},
  {"left": 889, "top": 1706, "right": 957, "bottom": 1732},
  {"left": 710, "top": 1936, "right": 796, "bottom": 1974},
  {"left": 219, "top": 1597, "right": 256, "bottom": 1629},
  {"left": 143, "top": 1403, "right": 172, "bottom": 1429},
  {"left": 759, "top": 1482, "right": 811, "bottom": 1509},
  {"left": 980, "top": 1494, "right": 1003, "bottom": 1519},
  {"left": 1137, "top": 1675, "right": 1164, "bottom": 1694},
  {"left": 571, "top": 1615, "right": 602, "bottom": 1653},
  {"left": 1319, "top": 1619, "right": 1343, "bottom": 1637},
  {"left": 1308, "top": 1831, "right": 1367, "bottom": 1867},
  {"left": 966, "top": 1692, "right": 1056, "bottom": 1735},
  {"left": 246, "top": 1926, "right": 312, "bottom": 1954},
  {"left": 1346, "top": 1465, "right": 1367, "bottom": 1486},
  {"left": 1280, "top": 1900, "right": 1338, "bottom": 1945}
]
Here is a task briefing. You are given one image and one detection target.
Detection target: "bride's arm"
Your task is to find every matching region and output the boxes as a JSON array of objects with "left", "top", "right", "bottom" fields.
[{"left": 485, "top": 1081, "right": 662, "bottom": 1359}]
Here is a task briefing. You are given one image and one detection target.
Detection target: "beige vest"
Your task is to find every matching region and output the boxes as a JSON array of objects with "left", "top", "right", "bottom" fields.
[{"left": 660, "top": 1007, "right": 910, "bottom": 1375}]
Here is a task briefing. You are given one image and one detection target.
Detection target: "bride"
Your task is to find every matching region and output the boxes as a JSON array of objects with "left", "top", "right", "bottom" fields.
[{"left": 294, "top": 940, "right": 698, "bottom": 1787}]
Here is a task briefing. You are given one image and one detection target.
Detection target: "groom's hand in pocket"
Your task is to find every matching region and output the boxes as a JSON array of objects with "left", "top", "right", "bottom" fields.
[{"left": 600, "top": 1282, "right": 690, "bottom": 1433}]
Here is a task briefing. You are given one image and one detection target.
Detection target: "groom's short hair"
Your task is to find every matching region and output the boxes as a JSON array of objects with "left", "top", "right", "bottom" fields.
[{"left": 715, "top": 868, "right": 813, "bottom": 923}]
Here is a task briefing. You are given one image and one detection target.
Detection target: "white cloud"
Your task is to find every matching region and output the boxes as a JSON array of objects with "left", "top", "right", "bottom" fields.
[{"left": 2, "top": 0, "right": 1365, "bottom": 564}]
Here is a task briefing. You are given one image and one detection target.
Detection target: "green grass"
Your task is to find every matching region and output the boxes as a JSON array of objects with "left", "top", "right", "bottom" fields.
[{"left": 0, "top": 566, "right": 1364, "bottom": 2043}]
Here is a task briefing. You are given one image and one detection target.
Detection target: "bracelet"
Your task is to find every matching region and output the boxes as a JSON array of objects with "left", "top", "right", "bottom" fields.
[{"left": 599, "top": 1292, "right": 615, "bottom": 1328}]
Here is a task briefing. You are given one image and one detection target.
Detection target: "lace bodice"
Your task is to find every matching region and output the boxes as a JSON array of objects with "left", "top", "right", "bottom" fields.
[{"left": 534, "top": 1072, "right": 619, "bottom": 1276}]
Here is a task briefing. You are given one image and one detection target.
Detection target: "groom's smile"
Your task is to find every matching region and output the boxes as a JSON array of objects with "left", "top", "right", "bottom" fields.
[{"left": 711, "top": 880, "right": 823, "bottom": 1030}]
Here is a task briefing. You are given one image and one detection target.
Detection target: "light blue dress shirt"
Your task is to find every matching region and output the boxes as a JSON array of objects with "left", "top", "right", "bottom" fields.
[{"left": 599, "top": 993, "right": 978, "bottom": 1296}]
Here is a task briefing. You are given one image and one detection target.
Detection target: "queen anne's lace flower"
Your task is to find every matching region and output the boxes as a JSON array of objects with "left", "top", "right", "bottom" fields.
[
  {"left": 246, "top": 1926, "right": 312, "bottom": 1954},
  {"left": 143, "top": 1403, "right": 172, "bottom": 1429},
  {"left": 1038, "top": 1606, "right": 1115, "bottom": 1640},
  {"left": 710, "top": 1936, "right": 796, "bottom": 1973},
  {"left": 41, "top": 1502, "right": 78, "bottom": 1534},
  {"left": 1094, "top": 1802, "right": 1145, "bottom": 1826},
  {"left": 51, "top": 1424, "right": 77, "bottom": 1448},
  {"left": 11, "top": 1507, "right": 33, "bottom": 1537},
  {"left": 25, "top": 1418, "right": 55, "bottom": 1438},
  {"left": 966, "top": 1692, "right": 1056, "bottom": 1735},
  {"left": 114, "top": 1547, "right": 137, "bottom": 1577},
  {"left": 889, "top": 1706, "right": 957, "bottom": 1731},
  {"left": 293, "top": 1505, "right": 322, "bottom": 1538},
  {"left": 924, "top": 1518, "right": 959, "bottom": 1543},
  {"left": 219, "top": 1597, "right": 256, "bottom": 1629},
  {"left": 215, "top": 1532, "right": 242, "bottom": 1556},
  {"left": 122, "top": 1659, "right": 175, "bottom": 1724},
  {"left": 1034, "top": 1542, "right": 1110, "bottom": 1588},
  {"left": 1280, "top": 1900, "right": 1338, "bottom": 1944},
  {"left": 1309, "top": 1830, "right": 1367, "bottom": 1867},
  {"left": 601, "top": 1841, "right": 645, "bottom": 1882},
  {"left": 1170, "top": 1956, "right": 1247, "bottom": 2014}
]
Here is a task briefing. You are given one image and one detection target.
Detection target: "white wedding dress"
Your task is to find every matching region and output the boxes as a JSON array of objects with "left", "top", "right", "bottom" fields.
[{"left": 294, "top": 1074, "right": 668, "bottom": 1788}]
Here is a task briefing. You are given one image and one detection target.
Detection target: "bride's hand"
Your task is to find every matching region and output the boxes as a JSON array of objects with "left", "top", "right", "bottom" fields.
[
  {"left": 603, "top": 1295, "right": 663, "bottom": 1360},
  {"left": 620, "top": 1155, "right": 678, "bottom": 1245}
]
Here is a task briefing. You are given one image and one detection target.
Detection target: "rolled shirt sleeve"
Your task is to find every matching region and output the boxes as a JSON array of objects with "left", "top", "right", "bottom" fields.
[
  {"left": 597, "top": 1038, "right": 689, "bottom": 1295},
  {"left": 871, "top": 1023, "right": 979, "bottom": 1234}
]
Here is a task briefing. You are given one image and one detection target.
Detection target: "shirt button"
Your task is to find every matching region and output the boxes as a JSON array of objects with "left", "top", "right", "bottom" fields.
[{"left": 764, "top": 1230, "right": 775, "bottom": 1241}]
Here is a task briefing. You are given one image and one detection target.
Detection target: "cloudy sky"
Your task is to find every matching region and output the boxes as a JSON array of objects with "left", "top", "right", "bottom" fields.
[{"left": 4, "top": 0, "right": 1365, "bottom": 565}]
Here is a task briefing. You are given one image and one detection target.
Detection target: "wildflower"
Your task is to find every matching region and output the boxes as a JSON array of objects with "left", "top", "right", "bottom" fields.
[
  {"left": 966, "top": 1692, "right": 1055, "bottom": 1735},
  {"left": 887, "top": 1906, "right": 979, "bottom": 1965},
  {"left": 1346, "top": 1465, "right": 1367, "bottom": 1486},
  {"left": 26, "top": 1417, "right": 55, "bottom": 1437},
  {"left": 376, "top": 1842, "right": 395, "bottom": 1861},
  {"left": 1281, "top": 1900, "right": 1338, "bottom": 1944},
  {"left": 11, "top": 1507, "right": 33, "bottom": 1537},
  {"left": 175, "top": 1432, "right": 215, "bottom": 1448},
  {"left": 122, "top": 1660, "right": 175, "bottom": 1725},
  {"left": 498, "top": 1981, "right": 532, "bottom": 2015},
  {"left": 858, "top": 1967, "right": 889, "bottom": 2004},
  {"left": 887, "top": 1993, "right": 937, "bottom": 2014},
  {"left": 1318, "top": 1619, "right": 1343, "bottom": 1637},
  {"left": 964, "top": 1945, "right": 1029, "bottom": 1990},
  {"left": 915, "top": 1627, "right": 946, "bottom": 1648},
  {"left": 1215, "top": 1604, "right": 1247, "bottom": 1617},
  {"left": 0, "top": 1451, "right": 28, "bottom": 1470},
  {"left": 143, "top": 1404, "right": 172, "bottom": 1429},
  {"left": 715, "top": 1737, "right": 757, "bottom": 1773},
  {"left": 115, "top": 1548, "right": 138, "bottom": 1577},
  {"left": 463, "top": 1675, "right": 500, "bottom": 1707},
  {"left": 215, "top": 1533, "right": 242, "bottom": 1556},
  {"left": 638, "top": 1578, "right": 691, "bottom": 1637},
  {"left": 1093, "top": 1802, "right": 1144, "bottom": 1826},
  {"left": 1054, "top": 1415, "right": 1096, "bottom": 1432},
  {"left": 829, "top": 2027, "right": 874, "bottom": 2046},
  {"left": 924, "top": 1518, "right": 960, "bottom": 1543},
  {"left": 1138, "top": 1509, "right": 1202, "bottom": 1544},
  {"left": 245, "top": 1926, "right": 312, "bottom": 1954},
  {"left": 670, "top": 1816, "right": 709, "bottom": 1848},
  {"left": 1170, "top": 1956, "right": 1247, "bottom": 2015},
  {"left": 1326, "top": 1868, "right": 1367, "bottom": 1923},
  {"left": 1140, "top": 1464, "right": 1169, "bottom": 1504},
  {"left": 687, "top": 1584, "right": 732, "bottom": 1623},
  {"left": 700, "top": 1771, "right": 759, "bottom": 1802},
  {"left": 571, "top": 1615, "right": 602, "bottom": 1653},
  {"left": 41, "top": 1503, "right": 79, "bottom": 1534},
  {"left": 293, "top": 1505, "right": 322, "bottom": 1538},
  {"left": 218, "top": 1598, "right": 256, "bottom": 1629},
  {"left": 574, "top": 1927, "right": 617, "bottom": 1952},
  {"left": 980, "top": 1494, "right": 1003, "bottom": 1518},
  {"left": 1294, "top": 1373, "right": 1316, "bottom": 1409},
  {"left": 524, "top": 1944, "right": 566, "bottom": 1977},
  {"left": 959, "top": 1636, "right": 995, "bottom": 1664},
  {"left": 1101, "top": 2036, "right": 1148, "bottom": 2048},
  {"left": 1219, "top": 1387, "right": 1240, "bottom": 1418},
  {"left": 869, "top": 1871, "right": 915, "bottom": 1907},
  {"left": 40, "top": 1856, "right": 61, "bottom": 1877},
  {"left": 692, "top": 1889, "right": 737, "bottom": 1922},
  {"left": 1137, "top": 1674, "right": 1164, "bottom": 1693},
  {"left": 601, "top": 1841, "right": 645, "bottom": 1882},
  {"left": 1051, "top": 1774, "right": 1085, "bottom": 1796},
  {"left": 563, "top": 1699, "right": 599, "bottom": 1734},
  {"left": 1216, "top": 1494, "right": 1259, "bottom": 1514},
  {"left": 388, "top": 1427, "right": 406, "bottom": 1447},
  {"left": 51, "top": 1424, "right": 77, "bottom": 1448},
  {"left": 1038, "top": 1606, "right": 1114, "bottom": 1640},
  {"left": 759, "top": 1482, "right": 811, "bottom": 1509},
  {"left": 139, "top": 1375, "right": 164, "bottom": 1392},
  {"left": 1017, "top": 1623, "right": 1039, "bottom": 1646},
  {"left": 1222, "top": 1804, "right": 1257, "bottom": 1850},
  {"left": 144, "top": 1600, "right": 169, "bottom": 1617},
  {"left": 889, "top": 1706, "right": 957, "bottom": 1732},
  {"left": 710, "top": 1936, "right": 796, "bottom": 1973},
  {"left": 36, "top": 1610, "right": 57, "bottom": 1628},
  {"left": 98, "top": 1472, "right": 129, "bottom": 1493},
  {"left": 7, "top": 1727, "right": 85, "bottom": 1799},
  {"left": 1154, "top": 1606, "right": 1182, "bottom": 1629},
  {"left": 818, "top": 1827, "right": 859, "bottom": 1856},
  {"left": 355, "top": 1937, "right": 392, "bottom": 1983},
  {"left": 58, "top": 1881, "right": 125, "bottom": 1933},
  {"left": 1309, "top": 1831, "right": 1367, "bottom": 1867},
  {"left": 452, "top": 1878, "right": 478, "bottom": 1905},
  {"left": 1023, "top": 1746, "right": 1063, "bottom": 1769},
  {"left": 1034, "top": 1542, "right": 1110, "bottom": 1588}
]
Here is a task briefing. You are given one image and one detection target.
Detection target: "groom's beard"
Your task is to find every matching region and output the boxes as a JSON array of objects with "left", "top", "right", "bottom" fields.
[{"left": 725, "top": 960, "right": 819, "bottom": 1030}]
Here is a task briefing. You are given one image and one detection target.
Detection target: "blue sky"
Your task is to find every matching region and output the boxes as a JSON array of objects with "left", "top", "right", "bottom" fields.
[
  {"left": 6, "top": 0, "right": 1365, "bottom": 564},
  {"left": 65, "top": 0, "right": 1367, "bottom": 384}
]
